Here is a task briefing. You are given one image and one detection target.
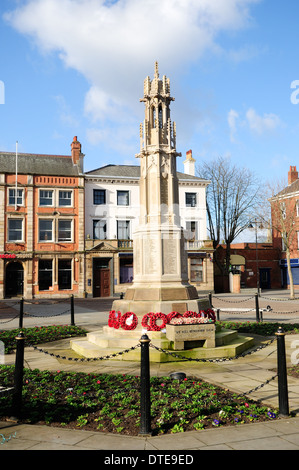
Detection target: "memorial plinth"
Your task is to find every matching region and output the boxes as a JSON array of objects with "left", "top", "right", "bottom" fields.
[{"left": 166, "top": 323, "right": 216, "bottom": 350}]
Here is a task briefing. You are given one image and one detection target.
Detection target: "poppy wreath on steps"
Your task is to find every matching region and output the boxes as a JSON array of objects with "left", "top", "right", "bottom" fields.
[
  {"left": 205, "top": 308, "right": 216, "bottom": 322},
  {"left": 183, "top": 311, "right": 198, "bottom": 318},
  {"left": 120, "top": 311, "right": 138, "bottom": 330},
  {"left": 108, "top": 310, "right": 121, "bottom": 329},
  {"left": 166, "top": 311, "right": 182, "bottom": 323},
  {"left": 141, "top": 312, "right": 153, "bottom": 330},
  {"left": 149, "top": 312, "right": 168, "bottom": 331}
]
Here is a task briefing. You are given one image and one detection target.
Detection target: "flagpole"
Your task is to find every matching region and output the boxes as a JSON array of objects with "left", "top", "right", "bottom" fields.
[{"left": 15, "top": 141, "right": 18, "bottom": 210}]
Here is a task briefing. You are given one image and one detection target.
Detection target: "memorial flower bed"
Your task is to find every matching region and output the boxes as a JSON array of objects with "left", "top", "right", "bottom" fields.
[{"left": 0, "top": 366, "right": 279, "bottom": 435}]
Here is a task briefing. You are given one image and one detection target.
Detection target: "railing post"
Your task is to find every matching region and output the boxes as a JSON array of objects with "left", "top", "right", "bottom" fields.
[
  {"left": 255, "top": 293, "right": 260, "bottom": 323},
  {"left": 139, "top": 334, "right": 152, "bottom": 436},
  {"left": 19, "top": 297, "right": 24, "bottom": 329},
  {"left": 70, "top": 295, "right": 75, "bottom": 326},
  {"left": 275, "top": 327, "right": 289, "bottom": 417},
  {"left": 12, "top": 332, "right": 25, "bottom": 419}
]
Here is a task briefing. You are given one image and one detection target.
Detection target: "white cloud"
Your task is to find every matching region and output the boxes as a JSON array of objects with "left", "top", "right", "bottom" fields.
[
  {"left": 54, "top": 95, "right": 80, "bottom": 127},
  {"left": 227, "top": 109, "right": 239, "bottom": 142},
  {"left": 4, "top": 0, "right": 261, "bottom": 148},
  {"left": 245, "top": 108, "right": 282, "bottom": 135}
]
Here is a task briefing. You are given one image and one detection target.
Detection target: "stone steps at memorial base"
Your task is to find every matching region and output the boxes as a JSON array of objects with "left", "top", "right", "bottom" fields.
[{"left": 70, "top": 329, "right": 254, "bottom": 363}]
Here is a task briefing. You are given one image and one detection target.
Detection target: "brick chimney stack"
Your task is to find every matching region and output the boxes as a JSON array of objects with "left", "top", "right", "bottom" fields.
[
  {"left": 183, "top": 149, "right": 196, "bottom": 176},
  {"left": 288, "top": 165, "right": 298, "bottom": 185},
  {"left": 71, "top": 136, "right": 81, "bottom": 165}
]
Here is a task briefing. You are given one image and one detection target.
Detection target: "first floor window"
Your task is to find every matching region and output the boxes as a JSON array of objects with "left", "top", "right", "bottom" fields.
[
  {"left": 39, "top": 219, "right": 53, "bottom": 241},
  {"left": 8, "top": 188, "right": 23, "bottom": 206},
  {"left": 58, "top": 220, "right": 72, "bottom": 242},
  {"left": 117, "top": 190, "right": 129, "bottom": 206},
  {"left": 39, "top": 190, "right": 53, "bottom": 206},
  {"left": 8, "top": 219, "right": 23, "bottom": 241},
  {"left": 93, "top": 220, "right": 107, "bottom": 239},
  {"left": 117, "top": 220, "right": 130, "bottom": 239},
  {"left": 190, "top": 258, "right": 203, "bottom": 282},
  {"left": 59, "top": 190, "right": 72, "bottom": 206},
  {"left": 186, "top": 221, "right": 197, "bottom": 241},
  {"left": 38, "top": 260, "right": 53, "bottom": 291},
  {"left": 58, "top": 259, "right": 72, "bottom": 290}
]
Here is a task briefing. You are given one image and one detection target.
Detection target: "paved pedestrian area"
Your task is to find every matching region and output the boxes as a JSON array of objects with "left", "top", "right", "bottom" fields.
[{"left": 2, "top": 417, "right": 299, "bottom": 450}]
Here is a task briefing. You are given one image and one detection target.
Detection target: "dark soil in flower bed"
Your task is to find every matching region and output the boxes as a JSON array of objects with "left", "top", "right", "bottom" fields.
[{"left": 0, "top": 366, "right": 279, "bottom": 436}]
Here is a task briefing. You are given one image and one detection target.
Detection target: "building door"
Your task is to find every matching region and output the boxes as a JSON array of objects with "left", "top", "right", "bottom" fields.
[
  {"left": 260, "top": 268, "right": 271, "bottom": 290},
  {"left": 5, "top": 262, "right": 24, "bottom": 297},
  {"left": 93, "top": 258, "right": 110, "bottom": 297}
]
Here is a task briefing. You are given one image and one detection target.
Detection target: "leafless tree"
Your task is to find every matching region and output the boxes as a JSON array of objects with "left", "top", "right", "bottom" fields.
[{"left": 196, "top": 156, "right": 261, "bottom": 276}]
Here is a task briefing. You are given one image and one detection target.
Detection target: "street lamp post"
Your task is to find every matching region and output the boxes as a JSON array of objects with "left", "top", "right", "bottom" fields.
[{"left": 249, "top": 218, "right": 263, "bottom": 296}]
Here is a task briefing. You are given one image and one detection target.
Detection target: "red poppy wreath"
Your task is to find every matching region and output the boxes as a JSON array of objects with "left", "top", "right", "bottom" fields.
[{"left": 120, "top": 311, "right": 138, "bottom": 330}]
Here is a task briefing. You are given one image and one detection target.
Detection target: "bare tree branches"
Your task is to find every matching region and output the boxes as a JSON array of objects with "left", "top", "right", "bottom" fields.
[{"left": 197, "top": 156, "right": 261, "bottom": 274}]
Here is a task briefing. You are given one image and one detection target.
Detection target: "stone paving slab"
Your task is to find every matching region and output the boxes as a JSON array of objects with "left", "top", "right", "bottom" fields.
[{"left": 2, "top": 419, "right": 299, "bottom": 450}]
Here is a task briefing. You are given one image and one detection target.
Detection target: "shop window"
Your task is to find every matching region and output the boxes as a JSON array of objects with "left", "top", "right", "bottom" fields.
[
  {"left": 58, "top": 259, "right": 72, "bottom": 290},
  {"left": 38, "top": 260, "right": 53, "bottom": 291},
  {"left": 190, "top": 258, "right": 203, "bottom": 282},
  {"left": 119, "top": 258, "right": 133, "bottom": 284}
]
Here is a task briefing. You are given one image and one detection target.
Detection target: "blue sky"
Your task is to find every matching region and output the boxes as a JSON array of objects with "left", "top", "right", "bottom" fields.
[{"left": 1, "top": 0, "right": 299, "bottom": 184}]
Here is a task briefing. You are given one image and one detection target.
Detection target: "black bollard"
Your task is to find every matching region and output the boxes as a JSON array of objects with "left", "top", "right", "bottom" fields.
[
  {"left": 19, "top": 297, "right": 24, "bottom": 329},
  {"left": 275, "top": 327, "right": 289, "bottom": 417},
  {"left": 209, "top": 292, "right": 213, "bottom": 308},
  {"left": 139, "top": 334, "right": 152, "bottom": 436},
  {"left": 12, "top": 332, "right": 25, "bottom": 419},
  {"left": 255, "top": 293, "right": 260, "bottom": 323},
  {"left": 70, "top": 295, "right": 75, "bottom": 326},
  {"left": 217, "top": 309, "right": 220, "bottom": 321}
]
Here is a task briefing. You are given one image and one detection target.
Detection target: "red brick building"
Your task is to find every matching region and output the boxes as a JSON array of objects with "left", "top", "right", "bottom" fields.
[
  {"left": 0, "top": 137, "right": 85, "bottom": 298},
  {"left": 215, "top": 242, "right": 281, "bottom": 292},
  {"left": 271, "top": 166, "right": 299, "bottom": 288}
]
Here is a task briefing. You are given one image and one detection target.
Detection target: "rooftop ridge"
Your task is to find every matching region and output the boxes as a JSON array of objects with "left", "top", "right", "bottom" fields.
[{"left": 0, "top": 151, "right": 71, "bottom": 158}]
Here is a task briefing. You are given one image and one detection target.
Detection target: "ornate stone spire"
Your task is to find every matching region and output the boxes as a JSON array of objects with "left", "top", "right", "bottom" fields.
[{"left": 138, "top": 62, "right": 178, "bottom": 154}]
